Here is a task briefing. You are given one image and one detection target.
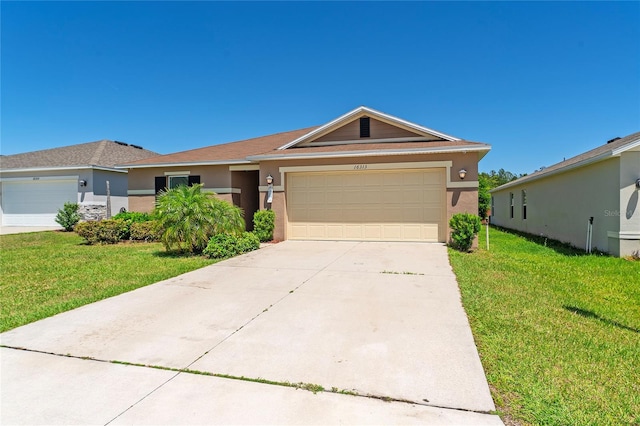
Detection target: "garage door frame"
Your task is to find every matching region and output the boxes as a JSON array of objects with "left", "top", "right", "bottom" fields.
[
  {"left": 1, "top": 176, "right": 79, "bottom": 226},
  {"left": 282, "top": 161, "right": 455, "bottom": 242}
]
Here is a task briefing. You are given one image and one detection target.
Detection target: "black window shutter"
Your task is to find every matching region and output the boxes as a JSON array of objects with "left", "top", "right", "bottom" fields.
[
  {"left": 155, "top": 176, "right": 166, "bottom": 194},
  {"left": 360, "top": 117, "right": 370, "bottom": 138},
  {"left": 188, "top": 175, "right": 201, "bottom": 186}
]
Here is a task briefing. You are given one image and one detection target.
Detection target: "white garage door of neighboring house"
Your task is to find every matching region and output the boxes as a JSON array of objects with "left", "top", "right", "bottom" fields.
[
  {"left": 287, "top": 169, "right": 446, "bottom": 242},
  {"left": 1, "top": 177, "right": 78, "bottom": 226}
]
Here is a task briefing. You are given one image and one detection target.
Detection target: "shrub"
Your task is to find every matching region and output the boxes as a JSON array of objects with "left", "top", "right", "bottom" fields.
[
  {"left": 74, "top": 219, "right": 128, "bottom": 244},
  {"left": 55, "top": 202, "right": 81, "bottom": 231},
  {"left": 253, "top": 209, "right": 276, "bottom": 242},
  {"left": 74, "top": 221, "right": 101, "bottom": 244},
  {"left": 154, "top": 184, "right": 245, "bottom": 253},
  {"left": 203, "top": 232, "right": 260, "bottom": 259},
  {"left": 237, "top": 231, "right": 260, "bottom": 253},
  {"left": 113, "top": 211, "right": 154, "bottom": 223},
  {"left": 112, "top": 211, "right": 154, "bottom": 240},
  {"left": 449, "top": 213, "right": 481, "bottom": 252},
  {"left": 130, "top": 220, "right": 162, "bottom": 242}
]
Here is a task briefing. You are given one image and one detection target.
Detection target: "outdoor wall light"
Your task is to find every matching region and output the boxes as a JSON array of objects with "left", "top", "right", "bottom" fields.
[
  {"left": 458, "top": 169, "right": 467, "bottom": 180},
  {"left": 636, "top": 178, "right": 640, "bottom": 189},
  {"left": 79, "top": 179, "right": 87, "bottom": 187},
  {"left": 266, "top": 174, "right": 274, "bottom": 204}
]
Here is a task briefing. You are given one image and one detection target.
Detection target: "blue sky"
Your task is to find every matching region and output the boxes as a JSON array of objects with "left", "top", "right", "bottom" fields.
[{"left": 2, "top": 1, "right": 639, "bottom": 174}]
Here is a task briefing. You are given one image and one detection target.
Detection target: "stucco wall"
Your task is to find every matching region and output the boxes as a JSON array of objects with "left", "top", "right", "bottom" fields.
[
  {"left": 128, "top": 165, "right": 232, "bottom": 191},
  {"left": 258, "top": 152, "right": 481, "bottom": 242},
  {"left": 88, "top": 170, "right": 129, "bottom": 215},
  {"left": 0, "top": 168, "right": 127, "bottom": 221},
  {"left": 127, "top": 165, "right": 235, "bottom": 213},
  {"left": 617, "top": 150, "right": 640, "bottom": 256},
  {"left": 491, "top": 158, "right": 620, "bottom": 254}
]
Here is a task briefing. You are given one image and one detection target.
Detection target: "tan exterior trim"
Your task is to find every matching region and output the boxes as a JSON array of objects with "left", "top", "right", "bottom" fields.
[
  {"left": 229, "top": 164, "right": 260, "bottom": 171},
  {"left": 258, "top": 161, "right": 478, "bottom": 192},
  {"left": 164, "top": 171, "right": 191, "bottom": 176},
  {"left": 128, "top": 189, "right": 155, "bottom": 195},
  {"left": 203, "top": 187, "right": 241, "bottom": 194},
  {"left": 128, "top": 187, "right": 241, "bottom": 196},
  {"left": 249, "top": 145, "right": 490, "bottom": 161}
]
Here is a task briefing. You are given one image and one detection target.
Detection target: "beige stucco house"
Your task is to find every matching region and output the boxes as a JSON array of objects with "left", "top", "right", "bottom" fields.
[
  {"left": 0, "top": 140, "right": 158, "bottom": 226},
  {"left": 491, "top": 131, "right": 640, "bottom": 257},
  {"left": 121, "top": 106, "right": 490, "bottom": 242}
]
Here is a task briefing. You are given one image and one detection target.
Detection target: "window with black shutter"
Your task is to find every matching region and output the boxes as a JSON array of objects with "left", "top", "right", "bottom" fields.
[{"left": 188, "top": 175, "right": 201, "bottom": 186}]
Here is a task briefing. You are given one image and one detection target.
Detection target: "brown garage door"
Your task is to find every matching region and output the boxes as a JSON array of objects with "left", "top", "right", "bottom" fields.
[{"left": 286, "top": 169, "right": 446, "bottom": 242}]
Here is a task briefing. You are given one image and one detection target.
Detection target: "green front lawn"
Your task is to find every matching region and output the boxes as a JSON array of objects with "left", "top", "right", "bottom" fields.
[
  {"left": 0, "top": 231, "right": 215, "bottom": 332},
  {"left": 450, "top": 226, "right": 640, "bottom": 425}
]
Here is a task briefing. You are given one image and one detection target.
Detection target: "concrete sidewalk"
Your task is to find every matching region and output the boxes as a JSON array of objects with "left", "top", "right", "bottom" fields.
[{"left": 1, "top": 241, "right": 503, "bottom": 425}]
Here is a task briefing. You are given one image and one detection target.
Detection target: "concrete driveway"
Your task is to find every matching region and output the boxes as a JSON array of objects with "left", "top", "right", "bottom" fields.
[{"left": 1, "top": 241, "right": 502, "bottom": 425}]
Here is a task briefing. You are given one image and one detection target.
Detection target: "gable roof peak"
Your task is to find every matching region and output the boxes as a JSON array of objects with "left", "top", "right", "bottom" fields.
[{"left": 277, "top": 106, "right": 460, "bottom": 150}]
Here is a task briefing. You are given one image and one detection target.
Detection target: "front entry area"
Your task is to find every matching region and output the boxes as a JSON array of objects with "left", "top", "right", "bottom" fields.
[{"left": 286, "top": 169, "right": 446, "bottom": 242}]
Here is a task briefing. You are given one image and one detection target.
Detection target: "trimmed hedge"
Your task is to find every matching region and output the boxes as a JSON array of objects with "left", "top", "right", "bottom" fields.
[
  {"left": 75, "top": 219, "right": 129, "bottom": 244},
  {"left": 203, "top": 232, "right": 260, "bottom": 259},
  {"left": 130, "top": 220, "right": 162, "bottom": 242},
  {"left": 253, "top": 209, "right": 276, "bottom": 242},
  {"left": 449, "top": 213, "right": 481, "bottom": 252}
]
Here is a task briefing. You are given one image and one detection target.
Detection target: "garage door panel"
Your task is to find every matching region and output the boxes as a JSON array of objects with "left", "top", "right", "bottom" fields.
[
  {"left": 2, "top": 178, "right": 77, "bottom": 226},
  {"left": 287, "top": 169, "right": 445, "bottom": 242}
]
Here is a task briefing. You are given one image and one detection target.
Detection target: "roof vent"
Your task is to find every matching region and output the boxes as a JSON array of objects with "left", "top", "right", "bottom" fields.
[
  {"left": 360, "top": 117, "right": 370, "bottom": 138},
  {"left": 129, "top": 144, "right": 143, "bottom": 150},
  {"left": 114, "top": 141, "right": 128, "bottom": 146},
  {"left": 607, "top": 137, "right": 621, "bottom": 144}
]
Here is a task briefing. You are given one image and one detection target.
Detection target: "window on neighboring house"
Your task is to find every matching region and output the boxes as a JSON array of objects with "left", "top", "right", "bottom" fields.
[
  {"left": 522, "top": 190, "right": 527, "bottom": 220},
  {"left": 360, "top": 117, "right": 370, "bottom": 138},
  {"left": 510, "top": 192, "right": 514, "bottom": 219},
  {"left": 490, "top": 196, "right": 494, "bottom": 219},
  {"left": 155, "top": 175, "right": 201, "bottom": 195}
]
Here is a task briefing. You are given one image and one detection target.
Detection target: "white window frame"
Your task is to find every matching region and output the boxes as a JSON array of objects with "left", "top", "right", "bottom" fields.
[{"left": 168, "top": 175, "right": 189, "bottom": 189}]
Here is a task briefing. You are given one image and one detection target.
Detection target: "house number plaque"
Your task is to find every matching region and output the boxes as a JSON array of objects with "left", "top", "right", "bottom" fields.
[{"left": 353, "top": 164, "right": 368, "bottom": 170}]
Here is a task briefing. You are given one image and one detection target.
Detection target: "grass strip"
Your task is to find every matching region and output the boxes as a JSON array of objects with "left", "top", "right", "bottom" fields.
[
  {"left": 449, "top": 226, "right": 640, "bottom": 425},
  {"left": 0, "top": 231, "right": 215, "bottom": 332}
]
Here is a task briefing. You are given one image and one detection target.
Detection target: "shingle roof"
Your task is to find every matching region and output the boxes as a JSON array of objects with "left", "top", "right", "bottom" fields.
[
  {"left": 122, "top": 127, "right": 320, "bottom": 166},
  {"left": 492, "top": 130, "right": 640, "bottom": 192},
  {"left": 123, "top": 127, "right": 489, "bottom": 167},
  {"left": 0, "top": 140, "right": 160, "bottom": 171}
]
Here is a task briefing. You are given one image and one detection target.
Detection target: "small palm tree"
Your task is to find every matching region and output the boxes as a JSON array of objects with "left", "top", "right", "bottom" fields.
[{"left": 154, "top": 184, "right": 244, "bottom": 253}]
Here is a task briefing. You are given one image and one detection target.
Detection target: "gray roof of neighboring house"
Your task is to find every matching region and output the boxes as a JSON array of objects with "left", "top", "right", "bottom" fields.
[
  {"left": 0, "top": 140, "right": 160, "bottom": 171},
  {"left": 492, "top": 131, "right": 640, "bottom": 192}
]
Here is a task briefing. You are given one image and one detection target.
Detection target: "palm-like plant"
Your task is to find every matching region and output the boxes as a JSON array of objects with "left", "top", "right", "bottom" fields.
[{"left": 154, "top": 184, "right": 244, "bottom": 253}]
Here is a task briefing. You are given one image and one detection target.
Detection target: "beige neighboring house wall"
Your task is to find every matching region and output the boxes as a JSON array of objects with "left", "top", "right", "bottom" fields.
[
  {"left": 121, "top": 106, "right": 490, "bottom": 243},
  {"left": 491, "top": 132, "right": 640, "bottom": 257}
]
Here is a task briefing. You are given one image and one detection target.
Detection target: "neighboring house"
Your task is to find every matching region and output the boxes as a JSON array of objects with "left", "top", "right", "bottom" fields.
[
  {"left": 491, "top": 131, "right": 640, "bottom": 257},
  {"left": 0, "top": 140, "right": 159, "bottom": 226},
  {"left": 122, "top": 106, "right": 490, "bottom": 242}
]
